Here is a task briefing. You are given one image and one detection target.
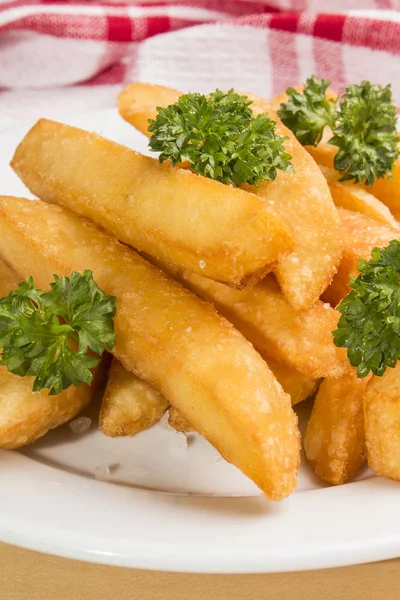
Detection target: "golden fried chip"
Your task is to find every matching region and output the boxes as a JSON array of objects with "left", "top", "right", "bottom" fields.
[
  {"left": 319, "top": 165, "right": 398, "bottom": 228},
  {"left": 152, "top": 257, "right": 345, "bottom": 379},
  {"left": 304, "top": 369, "right": 370, "bottom": 485},
  {"left": 12, "top": 119, "right": 293, "bottom": 289},
  {"left": 0, "top": 196, "right": 300, "bottom": 500},
  {"left": 323, "top": 209, "right": 398, "bottom": 306},
  {"left": 99, "top": 358, "right": 169, "bottom": 437},
  {"left": 364, "top": 364, "right": 400, "bottom": 481},
  {"left": 0, "top": 365, "right": 92, "bottom": 450},
  {"left": 118, "top": 82, "right": 342, "bottom": 310},
  {"left": 168, "top": 406, "right": 195, "bottom": 433}
]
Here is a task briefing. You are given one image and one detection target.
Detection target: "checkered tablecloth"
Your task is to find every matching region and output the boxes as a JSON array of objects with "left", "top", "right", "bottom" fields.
[{"left": 1, "top": 0, "right": 400, "bottom": 131}]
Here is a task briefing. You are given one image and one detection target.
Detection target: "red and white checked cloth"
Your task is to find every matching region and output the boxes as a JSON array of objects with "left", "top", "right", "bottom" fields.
[{"left": 1, "top": 0, "right": 400, "bottom": 131}]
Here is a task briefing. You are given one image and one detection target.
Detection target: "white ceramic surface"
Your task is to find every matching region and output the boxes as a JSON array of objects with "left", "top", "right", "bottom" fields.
[{"left": 0, "top": 105, "right": 399, "bottom": 573}]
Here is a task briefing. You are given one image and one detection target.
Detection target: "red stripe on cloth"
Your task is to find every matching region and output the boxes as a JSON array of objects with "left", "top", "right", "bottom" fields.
[
  {"left": 313, "top": 14, "right": 346, "bottom": 43},
  {"left": 146, "top": 15, "right": 170, "bottom": 37},
  {"left": 342, "top": 16, "right": 400, "bottom": 55},
  {"left": 269, "top": 13, "right": 300, "bottom": 33},
  {"left": 107, "top": 15, "right": 132, "bottom": 42},
  {"left": 0, "top": 13, "right": 108, "bottom": 39},
  {"left": 0, "top": 0, "right": 279, "bottom": 14},
  {"left": 268, "top": 29, "right": 299, "bottom": 95}
]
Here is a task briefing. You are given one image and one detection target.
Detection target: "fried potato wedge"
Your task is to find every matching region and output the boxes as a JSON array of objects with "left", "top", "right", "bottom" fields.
[
  {"left": 11, "top": 119, "right": 293, "bottom": 289},
  {"left": 151, "top": 257, "right": 345, "bottom": 379},
  {"left": 168, "top": 357, "right": 318, "bottom": 433},
  {"left": 267, "top": 358, "right": 320, "bottom": 406},
  {"left": 0, "top": 197, "right": 300, "bottom": 500},
  {"left": 246, "top": 95, "right": 343, "bottom": 309},
  {"left": 304, "top": 369, "right": 370, "bottom": 485},
  {"left": 168, "top": 359, "right": 317, "bottom": 433},
  {"left": 307, "top": 142, "right": 400, "bottom": 219},
  {"left": 168, "top": 406, "right": 195, "bottom": 433},
  {"left": 364, "top": 364, "right": 400, "bottom": 481},
  {"left": 0, "top": 257, "right": 104, "bottom": 449},
  {"left": 323, "top": 209, "right": 398, "bottom": 307},
  {"left": 0, "top": 257, "right": 20, "bottom": 296},
  {"left": 319, "top": 165, "right": 398, "bottom": 228},
  {"left": 118, "top": 82, "right": 342, "bottom": 310},
  {"left": 0, "top": 365, "right": 92, "bottom": 450},
  {"left": 118, "top": 82, "right": 180, "bottom": 135},
  {"left": 99, "top": 358, "right": 168, "bottom": 437}
]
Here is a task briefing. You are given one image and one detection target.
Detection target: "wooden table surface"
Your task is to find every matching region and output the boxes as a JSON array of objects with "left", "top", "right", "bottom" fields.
[{"left": 1, "top": 543, "right": 400, "bottom": 600}]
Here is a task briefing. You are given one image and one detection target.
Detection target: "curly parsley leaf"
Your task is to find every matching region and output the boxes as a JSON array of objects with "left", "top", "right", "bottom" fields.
[
  {"left": 333, "top": 240, "right": 400, "bottom": 378},
  {"left": 277, "top": 75, "right": 337, "bottom": 147},
  {"left": 0, "top": 271, "right": 116, "bottom": 395},
  {"left": 279, "top": 76, "right": 398, "bottom": 186},
  {"left": 148, "top": 89, "right": 293, "bottom": 187},
  {"left": 330, "top": 81, "right": 399, "bottom": 186}
]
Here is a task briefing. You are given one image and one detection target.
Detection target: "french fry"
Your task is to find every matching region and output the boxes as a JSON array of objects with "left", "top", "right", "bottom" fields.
[
  {"left": 118, "top": 82, "right": 180, "bottom": 135},
  {"left": 0, "top": 257, "right": 20, "bottom": 296},
  {"left": 150, "top": 257, "right": 346, "bottom": 379},
  {"left": 307, "top": 139, "right": 400, "bottom": 220},
  {"left": 0, "top": 197, "right": 300, "bottom": 500},
  {"left": 168, "top": 406, "right": 195, "bottom": 433},
  {"left": 168, "top": 359, "right": 317, "bottom": 433},
  {"left": 168, "top": 358, "right": 319, "bottom": 433},
  {"left": 323, "top": 209, "right": 398, "bottom": 307},
  {"left": 0, "top": 365, "right": 93, "bottom": 450},
  {"left": 304, "top": 369, "right": 370, "bottom": 485},
  {"left": 118, "top": 82, "right": 342, "bottom": 310},
  {"left": 100, "top": 358, "right": 168, "bottom": 437},
  {"left": 267, "top": 358, "right": 320, "bottom": 406},
  {"left": 0, "top": 257, "right": 107, "bottom": 449},
  {"left": 319, "top": 165, "right": 399, "bottom": 229},
  {"left": 364, "top": 363, "right": 400, "bottom": 481},
  {"left": 11, "top": 119, "right": 293, "bottom": 289}
]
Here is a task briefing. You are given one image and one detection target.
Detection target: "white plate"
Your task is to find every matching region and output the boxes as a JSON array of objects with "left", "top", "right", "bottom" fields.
[{"left": 1, "top": 22, "right": 400, "bottom": 571}]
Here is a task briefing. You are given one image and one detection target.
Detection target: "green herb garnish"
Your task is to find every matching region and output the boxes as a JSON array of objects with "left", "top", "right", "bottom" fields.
[
  {"left": 0, "top": 270, "right": 116, "bottom": 394},
  {"left": 148, "top": 89, "right": 293, "bottom": 187},
  {"left": 278, "top": 77, "right": 399, "bottom": 186},
  {"left": 333, "top": 240, "right": 400, "bottom": 378},
  {"left": 277, "top": 76, "right": 336, "bottom": 146}
]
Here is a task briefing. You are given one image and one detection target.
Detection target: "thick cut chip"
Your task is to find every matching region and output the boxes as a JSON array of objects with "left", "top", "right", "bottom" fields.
[
  {"left": 100, "top": 358, "right": 168, "bottom": 437},
  {"left": 0, "top": 258, "right": 20, "bottom": 296},
  {"left": 168, "top": 406, "right": 195, "bottom": 433},
  {"left": 119, "top": 82, "right": 342, "bottom": 310},
  {"left": 364, "top": 364, "right": 400, "bottom": 481},
  {"left": 267, "top": 358, "right": 320, "bottom": 406},
  {"left": 319, "top": 165, "right": 398, "bottom": 229},
  {"left": 168, "top": 359, "right": 318, "bottom": 433},
  {"left": 304, "top": 369, "right": 370, "bottom": 485},
  {"left": 118, "top": 82, "right": 181, "bottom": 135},
  {"left": 0, "top": 365, "right": 92, "bottom": 450},
  {"left": 0, "top": 197, "right": 300, "bottom": 500},
  {"left": 11, "top": 119, "right": 293, "bottom": 289},
  {"left": 0, "top": 259, "right": 94, "bottom": 449},
  {"left": 323, "top": 209, "right": 399, "bottom": 306},
  {"left": 151, "top": 257, "right": 346, "bottom": 379},
  {"left": 307, "top": 142, "right": 400, "bottom": 220}
]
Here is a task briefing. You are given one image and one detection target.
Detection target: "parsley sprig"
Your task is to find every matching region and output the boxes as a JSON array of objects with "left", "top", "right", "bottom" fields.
[
  {"left": 0, "top": 271, "right": 116, "bottom": 395},
  {"left": 333, "top": 240, "right": 400, "bottom": 378},
  {"left": 277, "top": 76, "right": 336, "bottom": 146},
  {"left": 148, "top": 89, "right": 293, "bottom": 187},
  {"left": 278, "top": 77, "right": 399, "bottom": 186}
]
